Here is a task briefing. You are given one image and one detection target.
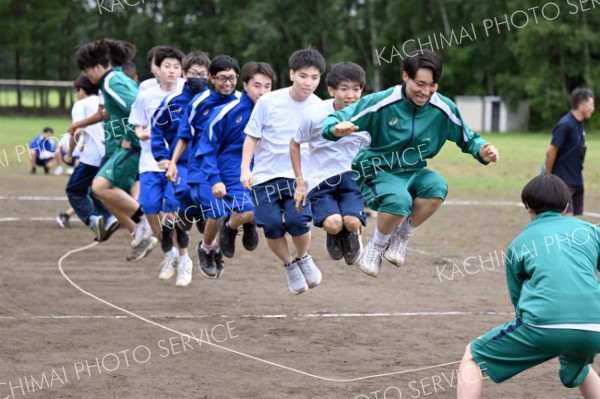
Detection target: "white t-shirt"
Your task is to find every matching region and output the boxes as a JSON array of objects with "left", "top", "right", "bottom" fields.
[
  {"left": 244, "top": 88, "right": 321, "bottom": 186},
  {"left": 138, "top": 78, "right": 158, "bottom": 95},
  {"left": 129, "top": 82, "right": 183, "bottom": 173},
  {"left": 71, "top": 95, "right": 105, "bottom": 167},
  {"left": 293, "top": 99, "right": 371, "bottom": 191}
]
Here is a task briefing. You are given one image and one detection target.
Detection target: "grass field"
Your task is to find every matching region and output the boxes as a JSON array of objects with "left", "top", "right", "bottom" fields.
[{"left": 1, "top": 116, "right": 598, "bottom": 200}]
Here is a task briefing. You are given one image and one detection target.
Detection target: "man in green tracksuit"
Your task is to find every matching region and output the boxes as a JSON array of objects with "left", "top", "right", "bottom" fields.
[
  {"left": 457, "top": 175, "right": 600, "bottom": 399},
  {"left": 321, "top": 49, "right": 499, "bottom": 277}
]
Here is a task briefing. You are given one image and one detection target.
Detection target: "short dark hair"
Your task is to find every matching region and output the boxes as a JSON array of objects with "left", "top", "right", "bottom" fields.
[
  {"left": 241, "top": 62, "right": 277, "bottom": 84},
  {"left": 209, "top": 55, "right": 240, "bottom": 76},
  {"left": 76, "top": 39, "right": 136, "bottom": 70},
  {"left": 288, "top": 46, "right": 326, "bottom": 74},
  {"left": 153, "top": 46, "right": 185, "bottom": 68},
  {"left": 572, "top": 88, "right": 594, "bottom": 109},
  {"left": 183, "top": 51, "right": 211, "bottom": 71},
  {"left": 42, "top": 127, "right": 54, "bottom": 134},
  {"left": 325, "top": 62, "right": 366, "bottom": 89},
  {"left": 403, "top": 49, "right": 443, "bottom": 83},
  {"left": 521, "top": 175, "right": 570, "bottom": 214},
  {"left": 121, "top": 61, "right": 138, "bottom": 82},
  {"left": 74, "top": 73, "right": 99, "bottom": 95}
]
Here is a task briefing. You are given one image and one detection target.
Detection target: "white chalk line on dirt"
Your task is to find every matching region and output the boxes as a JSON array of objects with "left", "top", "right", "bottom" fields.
[
  {"left": 58, "top": 242, "right": 463, "bottom": 382},
  {"left": 0, "top": 310, "right": 515, "bottom": 321},
  {"left": 1, "top": 195, "right": 598, "bottom": 218}
]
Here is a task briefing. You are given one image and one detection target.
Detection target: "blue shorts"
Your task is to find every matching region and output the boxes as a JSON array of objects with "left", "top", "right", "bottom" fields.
[
  {"left": 138, "top": 171, "right": 179, "bottom": 214},
  {"left": 252, "top": 177, "right": 311, "bottom": 239},
  {"left": 308, "top": 171, "right": 367, "bottom": 228},
  {"left": 191, "top": 182, "right": 254, "bottom": 220}
]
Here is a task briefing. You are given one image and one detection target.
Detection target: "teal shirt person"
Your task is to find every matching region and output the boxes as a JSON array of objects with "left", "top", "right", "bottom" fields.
[{"left": 506, "top": 211, "right": 600, "bottom": 325}]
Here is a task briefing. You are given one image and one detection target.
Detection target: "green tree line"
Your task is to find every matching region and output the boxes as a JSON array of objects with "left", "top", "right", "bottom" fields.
[{"left": 0, "top": 0, "right": 599, "bottom": 130}]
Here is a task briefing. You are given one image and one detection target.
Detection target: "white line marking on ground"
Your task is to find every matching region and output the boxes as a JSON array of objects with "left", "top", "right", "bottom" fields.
[
  {"left": 0, "top": 311, "right": 515, "bottom": 321},
  {"left": 57, "top": 242, "right": 465, "bottom": 382}
]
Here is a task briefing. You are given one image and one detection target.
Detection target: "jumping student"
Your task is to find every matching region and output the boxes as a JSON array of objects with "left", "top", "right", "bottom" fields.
[
  {"left": 76, "top": 38, "right": 158, "bottom": 259},
  {"left": 322, "top": 49, "right": 499, "bottom": 277},
  {"left": 167, "top": 55, "right": 241, "bottom": 279},
  {"left": 152, "top": 51, "right": 212, "bottom": 287},
  {"left": 129, "top": 46, "right": 185, "bottom": 265},
  {"left": 197, "top": 61, "right": 277, "bottom": 276},
  {"left": 241, "top": 47, "right": 326, "bottom": 295},
  {"left": 290, "top": 62, "right": 370, "bottom": 266}
]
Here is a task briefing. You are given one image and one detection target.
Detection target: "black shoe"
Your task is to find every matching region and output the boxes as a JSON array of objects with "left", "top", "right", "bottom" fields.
[
  {"left": 160, "top": 218, "right": 175, "bottom": 253},
  {"left": 213, "top": 248, "right": 224, "bottom": 278},
  {"left": 56, "top": 213, "right": 71, "bottom": 228},
  {"left": 97, "top": 216, "right": 120, "bottom": 242},
  {"left": 30, "top": 167, "right": 36, "bottom": 174},
  {"left": 343, "top": 228, "right": 363, "bottom": 265},
  {"left": 43, "top": 165, "right": 50, "bottom": 174},
  {"left": 197, "top": 242, "right": 218, "bottom": 278},
  {"left": 241, "top": 222, "right": 259, "bottom": 251},
  {"left": 218, "top": 217, "right": 237, "bottom": 258},
  {"left": 326, "top": 232, "right": 344, "bottom": 260},
  {"left": 196, "top": 219, "right": 206, "bottom": 234}
]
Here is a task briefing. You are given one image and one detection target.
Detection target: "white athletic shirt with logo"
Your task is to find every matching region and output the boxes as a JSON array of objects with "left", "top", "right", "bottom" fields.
[
  {"left": 244, "top": 88, "right": 321, "bottom": 186},
  {"left": 129, "top": 81, "right": 184, "bottom": 173},
  {"left": 293, "top": 99, "right": 371, "bottom": 192},
  {"left": 71, "top": 95, "right": 105, "bottom": 167}
]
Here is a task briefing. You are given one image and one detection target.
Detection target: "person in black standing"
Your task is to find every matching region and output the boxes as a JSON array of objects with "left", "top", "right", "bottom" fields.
[{"left": 544, "top": 88, "right": 595, "bottom": 215}]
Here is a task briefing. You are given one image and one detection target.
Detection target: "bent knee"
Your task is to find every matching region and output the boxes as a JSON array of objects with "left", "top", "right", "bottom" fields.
[
  {"left": 323, "top": 215, "right": 343, "bottom": 234},
  {"left": 343, "top": 215, "right": 362, "bottom": 232}
]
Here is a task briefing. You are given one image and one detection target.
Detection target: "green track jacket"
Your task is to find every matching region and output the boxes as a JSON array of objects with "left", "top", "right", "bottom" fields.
[
  {"left": 506, "top": 211, "right": 600, "bottom": 325},
  {"left": 321, "top": 84, "right": 488, "bottom": 183}
]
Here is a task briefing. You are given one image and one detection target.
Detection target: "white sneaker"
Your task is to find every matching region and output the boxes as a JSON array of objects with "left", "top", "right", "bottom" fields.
[
  {"left": 383, "top": 223, "right": 413, "bottom": 267},
  {"left": 296, "top": 255, "right": 322, "bottom": 288},
  {"left": 359, "top": 240, "right": 386, "bottom": 277},
  {"left": 283, "top": 261, "right": 308, "bottom": 294},
  {"left": 66, "top": 167, "right": 74, "bottom": 175},
  {"left": 158, "top": 254, "right": 177, "bottom": 280},
  {"left": 54, "top": 166, "right": 64, "bottom": 175},
  {"left": 126, "top": 236, "right": 158, "bottom": 262},
  {"left": 131, "top": 216, "right": 152, "bottom": 248},
  {"left": 175, "top": 257, "right": 193, "bottom": 287}
]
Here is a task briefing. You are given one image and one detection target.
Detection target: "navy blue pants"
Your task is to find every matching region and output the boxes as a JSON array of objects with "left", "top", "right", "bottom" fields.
[{"left": 65, "top": 163, "right": 111, "bottom": 226}]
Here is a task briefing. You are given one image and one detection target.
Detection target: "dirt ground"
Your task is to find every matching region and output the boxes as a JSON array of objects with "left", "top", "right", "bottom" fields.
[{"left": 0, "top": 167, "right": 598, "bottom": 399}]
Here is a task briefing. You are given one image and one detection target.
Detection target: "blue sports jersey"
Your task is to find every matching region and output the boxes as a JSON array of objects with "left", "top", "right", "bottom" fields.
[
  {"left": 30, "top": 134, "right": 57, "bottom": 154},
  {"left": 177, "top": 89, "right": 241, "bottom": 184},
  {"left": 197, "top": 91, "right": 255, "bottom": 187},
  {"left": 151, "top": 82, "right": 196, "bottom": 165}
]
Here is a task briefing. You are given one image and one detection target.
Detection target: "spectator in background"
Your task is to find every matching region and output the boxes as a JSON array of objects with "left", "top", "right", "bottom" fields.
[
  {"left": 544, "top": 88, "right": 595, "bottom": 216},
  {"left": 29, "top": 127, "right": 57, "bottom": 174}
]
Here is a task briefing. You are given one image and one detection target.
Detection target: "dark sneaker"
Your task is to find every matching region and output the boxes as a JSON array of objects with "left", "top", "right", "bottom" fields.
[
  {"left": 241, "top": 222, "right": 259, "bottom": 251},
  {"left": 343, "top": 228, "right": 363, "bottom": 266},
  {"left": 326, "top": 232, "right": 344, "bottom": 260},
  {"left": 160, "top": 218, "right": 175, "bottom": 253},
  {"left": 92, "top": 215, "right": 105, "bottom": 241},
  {"left": 56, "top": 213, "right": 71, "bottom": 229},
  {"left": 218, "top": 217, "right": 237, "bottom": 258},
  {"left": 126, "top": 237, "right": 158, "bottom": 262},
  {"left": 197, "top": 242, "right": 218, "bottom": 279},
  {"left": 213, "top": 248, "right": 224, "bottom": 278},
  {"left": 30, "top": 167, "right": 36, "bottom": 174},
  {"left": 43, "top": 165, "right": 50, "bottom": 174},
  {"left": 98, "top": 216, "right": 120, "bottom": 242}
]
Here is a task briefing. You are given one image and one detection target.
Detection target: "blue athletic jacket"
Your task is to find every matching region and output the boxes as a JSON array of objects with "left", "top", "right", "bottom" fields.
[
  {"left": 196, "top": 91, "right": 255, "bottom": 187},
  {"left": 177, "top": 89, "right": 241, "bottom": 184},
  {"left": 150, "top": 83, "right": 196, "bottom": 165}
]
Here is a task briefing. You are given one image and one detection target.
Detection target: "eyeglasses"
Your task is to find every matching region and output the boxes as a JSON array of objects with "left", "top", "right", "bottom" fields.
[
  {"left": 214, "top": 75, "right": 238, "bottom": 84},
  {"left": 186, "top": 70, "right": 208, "bottom": 78}
]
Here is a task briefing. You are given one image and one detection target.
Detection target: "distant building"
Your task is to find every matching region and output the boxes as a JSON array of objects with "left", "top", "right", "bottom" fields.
[{"left": 455, "top": 96, "right": 529, "bottom": 132}]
